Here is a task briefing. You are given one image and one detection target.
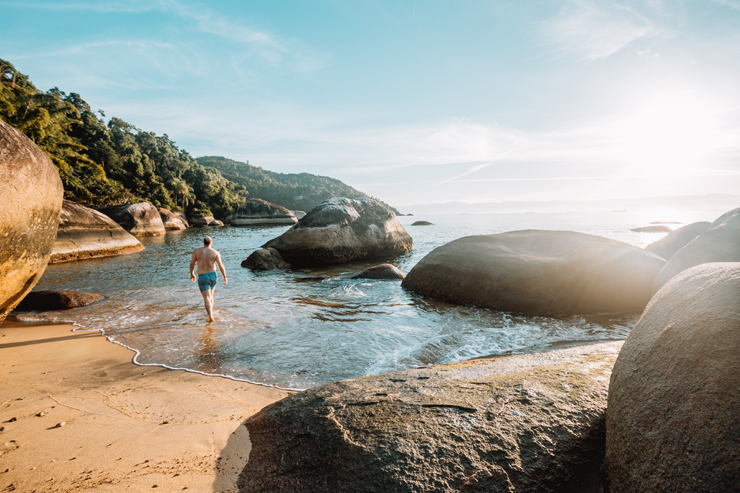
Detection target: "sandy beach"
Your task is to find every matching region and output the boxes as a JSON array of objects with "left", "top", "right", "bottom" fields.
[{"left": 0, "top": 321, "right": 292, "bottom": 493}]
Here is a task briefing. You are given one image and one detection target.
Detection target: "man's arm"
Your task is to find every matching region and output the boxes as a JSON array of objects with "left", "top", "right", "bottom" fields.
[
  {"left": 216, "top": 252, "right": 228, "bottom": 285},
  {"left": 190, "top": 251, "right": 197, "bottom": 282}
]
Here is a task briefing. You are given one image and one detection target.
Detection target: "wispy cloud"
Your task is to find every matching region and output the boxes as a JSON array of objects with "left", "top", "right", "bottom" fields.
[{"left": 542, "top": 0, "right": 658, "bottom": 61}]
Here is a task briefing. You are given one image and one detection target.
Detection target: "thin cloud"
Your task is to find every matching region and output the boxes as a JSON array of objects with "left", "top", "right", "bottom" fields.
[{"left": 542, "top": 0, "right": 658, "bottom": 61}]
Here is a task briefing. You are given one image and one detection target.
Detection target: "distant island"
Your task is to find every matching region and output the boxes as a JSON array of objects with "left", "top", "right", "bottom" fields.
[{"left": 0, "top": 58, "right": 395, "bottom": 219}]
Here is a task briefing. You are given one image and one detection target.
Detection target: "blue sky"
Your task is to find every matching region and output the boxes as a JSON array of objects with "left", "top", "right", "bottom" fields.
[{"left": 3, "top": 0, "right": 740, "bottom": 207}]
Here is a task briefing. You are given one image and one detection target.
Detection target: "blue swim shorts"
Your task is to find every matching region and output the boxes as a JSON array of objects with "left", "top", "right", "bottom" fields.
[{"left": 197, "top": 272, "right": 217, "bottom": 292}]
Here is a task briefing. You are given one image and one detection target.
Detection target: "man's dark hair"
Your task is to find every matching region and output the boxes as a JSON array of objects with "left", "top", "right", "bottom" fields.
[{"left": 204, "top": 237, "right": 212, "bottom": 246}]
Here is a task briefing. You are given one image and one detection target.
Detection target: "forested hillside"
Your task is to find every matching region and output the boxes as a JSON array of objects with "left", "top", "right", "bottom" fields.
[
  {"left": 1, "top": 58, "right": 397, "bottom": 218},
  {"left": 197, "top": 156, "right": 399, "bottom": 214}
]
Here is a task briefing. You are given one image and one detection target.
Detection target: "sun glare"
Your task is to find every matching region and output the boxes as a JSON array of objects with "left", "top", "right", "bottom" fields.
[{"left": 614, "top": 91, "right": 721, "bottom": 176}]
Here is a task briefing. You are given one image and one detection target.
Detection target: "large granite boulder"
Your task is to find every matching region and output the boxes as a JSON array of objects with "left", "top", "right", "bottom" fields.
[
  {"left": 402, "top": 230, "right": 665, "bottom": 316},
  {"left": 0, "top": 119, "right": 64, "bottom": 322},
  {"left": 242, "top": 248, "right": 291, "bottom": 271},
  {"left": 260, "top": 198, "right": 412, "bottom": 268},
  {"left": 98, "top": 202, "right": 165, "bottom": 237},
  {"left": 644, "top": 221, "right": 710, "bottom": 260},
  {"left": 51, "top": 200, "right": 144, "bottom": 263},
  {"left": 230, "top": 199, "right": 297, "bottom": 226},
  {"left": 652, "top": 208, "right": 740, "bottom": 291},
  {"left": 190, "top": 216, "right": 223, "bottom": 227},
  {"left": 239, "top": 342, "right": 623, "bottom": 493},
  {"left": 606, "top": 263, "right": 740, "bottom": 492},
  {"left": 351, "top": 263, "right": 406, "bottom": 280},
  {"left": 157, "top": 207, "right": 188, "bottom": 231},
  {"left": 13, "top": 290, "right": 104, "bottom": 311}
]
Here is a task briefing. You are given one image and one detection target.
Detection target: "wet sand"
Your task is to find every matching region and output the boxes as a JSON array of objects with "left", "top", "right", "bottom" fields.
[{"left": 0, "top": 322, "right": 292, "bottom": 492}]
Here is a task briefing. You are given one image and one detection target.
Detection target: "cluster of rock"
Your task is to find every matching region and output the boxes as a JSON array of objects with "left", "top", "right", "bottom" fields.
[
  {"left": 243, "top": 197, "right": 412, "bottom": 270},
  {"left": 228, "top": 198, "right": 298, "bottom": 226},
  {"left": 98, "top": 202, "right": 166, "bottom": 236},
  {"left": 0, "top": 120, "right": 64, "bottom": 322}
]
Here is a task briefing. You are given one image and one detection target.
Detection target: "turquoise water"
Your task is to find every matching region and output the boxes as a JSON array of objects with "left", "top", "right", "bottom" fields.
[{"left": 22, "top": 210, "right": 717, "bottom": 389}]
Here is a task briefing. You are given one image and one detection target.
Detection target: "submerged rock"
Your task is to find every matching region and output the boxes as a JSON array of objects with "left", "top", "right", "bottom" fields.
[
  {"left": 157, "top": 207, "right": 188, "bottom": 231},
  {"left": 402, "top": 230, "right": 665, "bottom": 316},
  {"left": 14, "top": 290, "right": 104, "bottom": 311},
  {"left": 99, "top": 202, "right": 165, "bottom": 237},
  {"left": 230, "top": 199, "right": 297, "bottom": 226},
  {"left": 644, "top": 221, "right": 710, "bottom": 260},
  {"left": 51, "top": 200, "right": 144, "bottom": 263},
  {"left": 351, "top": 263, "right": 406, "bottom": 280},
  {"left": 261, "top": 198, "right": 412, "bottom": 268},
  {"left": 629, "top": 225, "right": 672, "bottom": 233},
  {"left": 606, "top": 263, "right": 740, "bottom": 492},
  {"left": 242, "top": 248, "right": 291, "bottom": 271},
  {"left": 0, "top": 119, "right": 64, "bottom": 323},
  {"left": 239, "top": 342, "right": 622, "bottom": 493},
  {"left": 652, "top": 207, "right": 740, "bottom": 291}
]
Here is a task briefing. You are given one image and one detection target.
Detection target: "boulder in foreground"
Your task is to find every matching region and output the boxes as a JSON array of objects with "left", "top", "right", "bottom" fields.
[
  {"left": 351, "top": 263, "right": 405, "bottom": 280},
  {"left": 14, "top": 290, "right": 104, "bottom": 311},
  {"left": 402, "top": 230, "right": 665, "bottom": 316},
  {"left": 644, "top": 221, "right": 710, "bottom": 260},
  {"left": 239, "top": 342, "right": 622, "bottom": 493},
  {"left": 99, "top": 202, "right": 165, "bottom": 237},
  {"left": 51, "top": 200, "right": 144, "bottom": 263},
  {"left": 230, "top": 199, "right": 297, "bottom": 226},
  {"left": 261, "top": 198, "right": 412, "bottom": 268},
  {"left": 157, "top": 207, "right": 188, "bottom": 231},
  {"left": 606, "top": 263, "right": 740, "bottom": 492},
  {"left": 652, "top": 207, "right": 740, "bottom": 291},
  {"left": 242, "top": 248, "right": 291, "bottom": 270},
  {"left": 0, "top": 119, "right": 64, "bottom": 322}
]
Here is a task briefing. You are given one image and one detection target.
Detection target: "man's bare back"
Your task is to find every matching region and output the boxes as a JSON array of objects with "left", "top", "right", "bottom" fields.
[{"left": 190, "top": 237, "right": 227, "bottom": 322}]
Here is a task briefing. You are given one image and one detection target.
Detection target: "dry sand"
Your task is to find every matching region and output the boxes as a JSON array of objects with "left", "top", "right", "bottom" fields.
[{"left": 0, "top": 321, "right": 292, "bottom": 492}]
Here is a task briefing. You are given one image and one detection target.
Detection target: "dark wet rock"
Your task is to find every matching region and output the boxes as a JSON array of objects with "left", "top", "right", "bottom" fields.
[
  {"left": 261, "top": 198, "right": 412, "bottom": 268},
  {"left": 606, "top": 263, "right": 740, "bottom": 493},
  {"left": 239, "top": 342, "right": 622, "bottom": 493},
  {"left": 0, "top": 119, "right": 64, "bottom": 323},
  {"left": 629, "top": 225, "right": 672, "bottom": 233},
  {"left": 51, "top": 200, "right": 144, "bottom": 263},
  {"left": 402, "top": 230, "right": 665, "bottom": 316},
  {"left": 653, "top": 209, "right": 740, "bottom": 291},
  {"left": 242, "top": 248, "right": 291, "bottom": 271},
  {"left": 644, "top": 221, "right": 710, "bottom": 260},
  {"left": 351, "top": 263, "right": 406, "bottom": 280},
  {"left": 411, "top": 221, "right": 433, "bottom": 226},
  {"left": 709, "top": 206, "right": 740, "bottom": 229},
  {"left": 99, "top": 202, "right": 165, "bottom": 237},
  {"left": 230, "top": 199, "right": 297, "bottom": 226},
  {"left": 14, "top": 290, "right": 104, "bottom": 311},
  {"left": 157, "top": 207, "right": 188, "bottom": 231}
]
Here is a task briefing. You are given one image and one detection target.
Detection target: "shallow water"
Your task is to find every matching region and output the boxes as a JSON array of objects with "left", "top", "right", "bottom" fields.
[{"left": 22, "top": 210, "right": 717, "bottom": 389}]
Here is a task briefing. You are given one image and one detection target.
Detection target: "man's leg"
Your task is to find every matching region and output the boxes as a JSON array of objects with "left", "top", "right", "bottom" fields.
[{"left": 201, "top": 289, "right": 214, "bottom": 322}]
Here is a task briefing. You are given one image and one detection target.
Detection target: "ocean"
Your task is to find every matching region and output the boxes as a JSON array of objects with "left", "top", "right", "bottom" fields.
[{"left": 19, "top": 210, "right": 718, "bottom": 390}]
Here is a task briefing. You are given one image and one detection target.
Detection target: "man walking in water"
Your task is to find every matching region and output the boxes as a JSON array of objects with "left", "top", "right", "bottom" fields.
[{"left": 190, "top": 236, "right": 227, "bottom": 322}]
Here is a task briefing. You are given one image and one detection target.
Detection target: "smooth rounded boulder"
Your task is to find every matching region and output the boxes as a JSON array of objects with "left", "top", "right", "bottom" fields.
[
  {"left": 653, "top": 209, "right": 740, "bottom": 291},
  {"left": 606, "top": 263, "right": 740, "bottom": 492},
  {"left": 402, "top": 230, "right": 666, "bottom": 316},
  {"left": 239, "top": 342, "right": 622, "bottom": 493},
  {"left": 411, "top": 220, "right": 433, "bottom": 226},
  {"left": 51, "top": 200, "right": 144, "bottom": 263},
  {"left": 157, "top": 207, "right": 188, "bottom": 231},
  {"left": 230, "top": 199, "right": 297, "bottom": 226},
  {"left": 351, "top": 263, "right": 406, "bottom": 280},
  {"left": 645, "top": 221, "right": 710, "bottom": 260},
  {"left": 0, "top": 119, "right": 64, "bottom": 322},
  {"left": 13, "top": 290, "right": 104, "bottom": 311},
  {"left": 242, "top": 248, "right": 291, "bottom": 271},
  {"left": 262, "top": 197, "right": 412, "bottom": 268},
  {"left": 99, "top": 202, "right": 165, "bottom": 236}
]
